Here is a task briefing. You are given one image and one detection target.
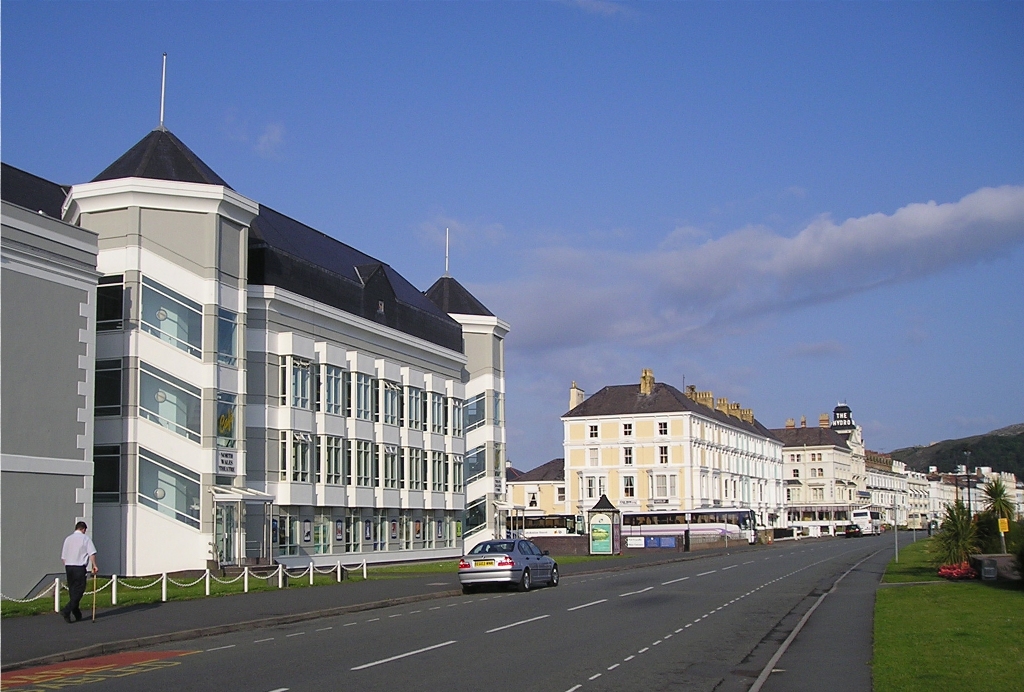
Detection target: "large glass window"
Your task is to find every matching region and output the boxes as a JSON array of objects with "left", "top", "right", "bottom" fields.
[
  {"left": 382, "top": 381, "right": 401, "bottom": 426},
  {"left": 383, "top": 445, "right": 401, "bottom": 489},
  {"left": 141, "top": 277, "right": 203, "bottom": 357},
  {"left": 217, "top": 393, "right": 236, "bottom": 448},
  {"left": 452, "top": 454, "right": 463, "bottom": 493},
  {"left": 623, "top": 475, "right": 635, "bottom": 498},
  {"left": 464, "top": 393, "right": 486, "bottom": 432},
  {"left": 465, "top": 445, "right": 486, "bottom": 484},
  {"left": 431, "top": 393, "right": 446, "bottom": 434},
  {"left": 96, "top": 275, "right": 124, "bottom": 331},
  {"left": 451, "top": 399, "right": 463, "bottom": 437},
  {"left": 313, "top": 511, "right": 331, "bottom": 554},
  {"left": 325, "top": 366, "right": 345, "bottom": 415},
  {"left": 408, "top": 448, "right": 425, "bottom": 490},
  {"left": 93, "top": 445, "right": 120, "bottom": 503},
  {"left": 431, "top": 451, "right": 447, "bottom": 491},
  {"left": 356, "top": 440, "right": 373, "bottom": 487},
  {"left": 292, "top": 360, "right": 311, "bottom": 409},
  {"left": 94, "top": 359, "right": 122, "bottom": 417},
  {"left": 292, "top": 433, "right": 311, "bottom": 482},
  {"left": 138, "top": 447, "right": 200, "bottom": 528},
  {"left": 406, "top": 386, "right": 423, "bottom": 430},
  {"left": 356, "top": 374, "right": 374, "bottom": 420},
  {"left": 217, "top": 308, "right": 237, "bottom": 365},
  {"left": 139, "top": 362, "right": 201, "bottom": 443},
  {"left": 493, "top": 393, "right": 503, "bottom": 425},
  {"left": 325, "top": 436, "right": 343, "bottom": 484}
]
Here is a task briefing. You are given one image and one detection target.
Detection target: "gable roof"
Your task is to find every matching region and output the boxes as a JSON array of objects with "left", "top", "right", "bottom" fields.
[
  {"left": 92, "top": 128, "right": 232, "bottom": 188},
  {"left": 1, "top": 163, "right": 69, "bottom": 217},
  {"left": 505, "top": 466, "right": 527, "bottom": 482},
  {"left": 424, "top": 276, "right": 494, "bottom": 316},
  {"left": 769, "top": 426, "right": 852, "bottom": 451},
  {"left": 565, "top": 382, "right": 779, "bottom": 441},
  {"left": 509, "top": 458, "right": 564, "bottom": 483},
  {"left": 248, "top": 205, "right": 464, "bottom": 352}
]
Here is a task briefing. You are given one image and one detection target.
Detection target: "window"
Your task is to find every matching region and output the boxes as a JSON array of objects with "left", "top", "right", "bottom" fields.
[
  {"left": 383, "top": 445, "right": 401, "bottom": 489},
  {"left": 623, "top": 475, "right": 635, "bottom": 498},
  {"left": 279, "top": 432, "right": 288, "bottom": 481},
  {"left": 141, "top": 277, "right": 203, "bottom": 357},
  {"left": 292, "top": 433, "right": 311, "bottom": 482},
  {"left": 464, "top": 393, "right": 485, "bottom": 431},
  {"left": 465, "top": 445, "right": 486, "bottom": 483},
  {"left": 810, "top": 468, "right": 817, "bottom": 478},
  {"left": 451, "top": 399, "right": 463, "bottom": 437},
  {"left": 557, "top": 486, "right": 565, "bottom": 502},
  {"left": 96, "top": 275, "right": 123, "bottom": 331},
  {"left": 623, "top": 423, "right": 633, "bottom": 436},
  {"left": 818, "top": 467, "right": 824, "bottom": 477},
  {"left": 380, "top": 381, "right": 401, "bottom": 426},
  {"left": 217, "top": 393, "right": 236, "bottom": 448},
  {"left": 658, "top": 421, "right": 668, "bottom": 436},
  {"left": 139, "top": 362, "right": 201, "bottom": 443},
  {"left": 655, "top": 474, "right": 668, "bottom": 498},
  {"left": 588, "top": 448, "right": 599, "bottom": 467},
  {"left": 452, "top": 454, "right": 463, "bottom": 493},
  {"left": 325, "top": 436, "right": 343, "bottom": 484},
  {"left": 588, "top": 424, "right": 598, "bottom": 439},
  {"left": 408, "top": 448, "right": 425, "bottom": 490},
  {"left": 279, "top": 514, "right": 299, "bottom": 556},
  {"left": 93, "top": 445, "right": 120, "bottom": 503},
  {"left": 812, "top": 487, "right": 825, "bottom": 501},
  {"left": 356, "top": 441, "right": 374, "bottom": 486},
  {"left": 431, "top": 451, "right": 447, "bottom": 491},
  {"left": 314, "top": 365, "right": 322, "bottom": 412},
  {"left": 94, "top": 359, "right": 121, "bottom": 417},
  {"left": 217, "top": 308, "right": 238, "bottom": 365},
  {"left": 659, "top": 446, "right": 669, "bottom": 464},
  {"left": 431, "top": 393, "right": 446, "bottom": 434},
  {"left": 355, "top": 374, "right": 374, "bottom": 420},
  {"left": 528, "top": 492, "right": 538, "bottom": 508},
  {"left": 623, "top": 447, "right": 633, "bottom": 465},
  {"left": 793, "top": 468, "right": 800, "bottom": 478},
  {"left": 585, "top": 476, "right": 596, "bottom": 499},
  {"left": 493, "top": 393, "right": 503, "bottom": 425},
  {"left": 407, "top": 387, "right": 425, "bottom": 430},
  {"left": 313, "top": 512, "right": 331, "bottom": 554},
  {"left": 292, "top": 360, "right": 311, "bottom": 409},
  {"left": 138, "top": 447, "right": 200, "bottom": 528},
  {"left": 325, "top": 366, "right": 344, "bottom": 415}
]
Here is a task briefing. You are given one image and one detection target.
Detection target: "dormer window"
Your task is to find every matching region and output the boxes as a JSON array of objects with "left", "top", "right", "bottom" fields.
[{"left": 377, "top": 300, "right": 385, "bottom": 315}]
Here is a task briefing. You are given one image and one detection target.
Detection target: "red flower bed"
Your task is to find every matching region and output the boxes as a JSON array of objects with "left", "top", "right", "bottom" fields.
[{"left": 938, "top": 562, "right": 977, "bottom": 580}]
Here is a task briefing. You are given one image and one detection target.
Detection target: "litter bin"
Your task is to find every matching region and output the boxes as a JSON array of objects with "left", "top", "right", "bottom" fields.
[{"left": 981, "top": 558, "right": 997, "bottom": 581}]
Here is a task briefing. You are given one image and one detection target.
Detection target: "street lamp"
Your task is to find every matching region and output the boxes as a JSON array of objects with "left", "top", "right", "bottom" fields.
[{"left": 963, "top": 451, "right": 972, "bottom": 519}]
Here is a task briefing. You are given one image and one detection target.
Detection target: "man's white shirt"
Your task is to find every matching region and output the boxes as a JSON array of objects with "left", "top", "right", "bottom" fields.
[{"left": 61, "top": 531, "right": 97, "bottom": 566}]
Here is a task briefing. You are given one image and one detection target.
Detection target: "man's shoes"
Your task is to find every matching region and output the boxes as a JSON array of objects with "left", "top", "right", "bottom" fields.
[
  {"left": 61, "top": 612, "right": 72, "bottom": 624},
  {"left": 73, "top": 613, "right": 83, "bottom": 622}
]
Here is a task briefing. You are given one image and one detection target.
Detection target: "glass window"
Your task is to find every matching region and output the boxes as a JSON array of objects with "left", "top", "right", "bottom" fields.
[
  {"left": 406, "top": 386, "right": 424, "bottom": 430},
  {"left": 141, "top": 277, "right": 203, "bottom": 357},
  {"left": 95, "top": 359, "right": 121, "bottom": 417},
  {"left": 585, "top": 476, "right": 596, "bottom": 499},
  {"left": 292, "top": 433, "right": 311, "bottom": 482},
  {"left": 407, "top": 447, "right": 425, "bottom": 490},
  {"left": 431, "top": 451, "right": 446, "bottom": 491},
  {"left": 325, "top": 366, "right": 345, "bottom": 415},
  {"left": 279, "top": 432, "right": 288, "bottom": 481},
  {"left": 279, "top": 514, "right": 299, "bottom": 556},
  {"left": 623, "top": 475, "right": 635, "bottom": 498},
  {"left": 623, "top": 447, "right": 633, "bottom": 465},
  {"left": 658, "top": 421, "right": 668, "bottom": 436},
  {"left": 325, "top": 436, "right": 343, "bottom": 484},
  {"left": 557, "top": 486, "right": 565, "bottom": 502},
  {"left": 659, "top": 446, "right": 669, "bottom": 464},
  {"left": 465, "top": 445, "right": 486, "bottom": 483},
  {"left": 464, "top": 393, "right": 485, "bottom": 431},
  {"left": 623, "top": 423, "right": 633, "bottom": 436},
  {"left": 292, "top": 360, "right": 311, "bottom": 409},
  {"left": 382, "top": 381, "right": 401, "bottom": 426},
  {"left": 139, "top": 362, "right": 201, "bottom": 443},
  {"left": 356, "top": 440, "right": 373, "bottom": 487},
  {"left": 431, "top": 393, "right": 446, "bottom": 434},
  {"left": 588, "top": 425, "right": 598, "bottom": 438},
  {"left": 655, "top": 474, "right": 668, "bottom": 498},
  {"left": 588, "top": 448, "right": 599, "bottom": 467},
  {"left": 356, "top": 374, "right": 373, "bottom": 420},
  {"left": 383, "top": 445, "right": 401, "bottom": 489},
  {"left": 452, "top": 455, "right": 463, "bottom": 493},
  {"left": 313, "top": 512, "right": 331, "bottom": 554},
  {"left": 217, "top": 393, "right": 236, "bottom": 448},
  {"left": 451, "top": 399, "right": 463, "bottom": 437},
  {"left": 138, "top": 447, "right": 200, "bottom": 528},
  {"left": 217, "top": 308, "right": 237, "bottom": 365},
  {"left": 493, "top": 393, "right": 503, "bottom": 425},
  {"left": 93, "top": 445, "right": 120, "bottom": 503},
  {"left": 96, "top": 275, "right": 124, "bottom": 331}
]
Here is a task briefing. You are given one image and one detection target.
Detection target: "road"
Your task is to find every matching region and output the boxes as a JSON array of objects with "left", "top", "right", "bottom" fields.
[{"left": 3, "top": 535, "right": 899, "bottom": 692}]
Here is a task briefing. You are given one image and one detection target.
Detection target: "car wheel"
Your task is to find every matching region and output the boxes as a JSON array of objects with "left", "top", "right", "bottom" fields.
[
  {"left": 462, "top": 584, "right": 476, "bottom": 595},
  {"left": 549, "top": 565, "right": 559, "bottom": 587},
  {"left": 517, "top": 568, "right": 531, "bottom": 592}
]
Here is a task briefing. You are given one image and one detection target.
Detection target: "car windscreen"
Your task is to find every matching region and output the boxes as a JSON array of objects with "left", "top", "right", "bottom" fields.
[{"left": 469, "top": 541, "right": 516, "bottom": 555}]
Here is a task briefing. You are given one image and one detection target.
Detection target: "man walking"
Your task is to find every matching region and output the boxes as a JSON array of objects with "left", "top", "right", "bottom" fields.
[{"left": 60, "top": 521, "right": 98, "bottom": 623}]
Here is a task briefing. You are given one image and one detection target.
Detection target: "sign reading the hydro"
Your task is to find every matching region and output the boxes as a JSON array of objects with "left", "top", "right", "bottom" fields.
[{"left": 590, "top": 513, "right": 613, "bottom": 554}]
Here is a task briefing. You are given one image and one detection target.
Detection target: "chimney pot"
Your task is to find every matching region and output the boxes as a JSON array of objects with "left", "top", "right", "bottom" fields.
[
  {"left": 800, "top": 416, "right": 806, "bottom": 428},
  {"left": 785, "top": 418, "right": 796, "bottom": 429},
  {"left": 640, "top": 369, "right": 655, "bottom": 396},
  {"left": 819, "top": 413, "right": 830, "bottom": 428}
]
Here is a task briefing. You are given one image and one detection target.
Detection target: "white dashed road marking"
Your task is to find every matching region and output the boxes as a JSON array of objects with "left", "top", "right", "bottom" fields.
[
  {"left": 568, "top": 599, "right": 608, "bottom": 611},
  {"left": 662, "top": 576, "right": 690, "bottom": 585},
  {"left": 350, "top": 640, "right": 457, "bottom": 671},
  {"left": 619, "top": 586, "right": 654, "bottom": 597},
  {"left": 486, "top": 614, "right": 551, "bottom": 634}
]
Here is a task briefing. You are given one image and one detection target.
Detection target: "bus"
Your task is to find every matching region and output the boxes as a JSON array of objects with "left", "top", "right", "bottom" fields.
[
  {"left": 507, "top": 515, "right": 580, "bottom": 538},
  {"left": 621, "top": 508, "right": 757, "bottom": 544},
  {"left": 850, "top": 510, "right": 882, "bottom": 535}
]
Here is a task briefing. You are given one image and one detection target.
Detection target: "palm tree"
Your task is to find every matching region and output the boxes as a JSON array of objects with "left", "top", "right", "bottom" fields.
[
  {"left": 935, "top": 500, "right": 977, "bottom": 566},
  {"left": 983, "top": 478, "right": 1015, "bottom": 554}
]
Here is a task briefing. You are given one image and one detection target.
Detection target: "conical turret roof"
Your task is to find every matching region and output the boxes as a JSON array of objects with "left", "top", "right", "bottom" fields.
[
  {"left": 424, "top": 276, "right": 493, "bottom": 316},
  {"left": 92, "top": 128, "right": 231, "bottom": 188}
]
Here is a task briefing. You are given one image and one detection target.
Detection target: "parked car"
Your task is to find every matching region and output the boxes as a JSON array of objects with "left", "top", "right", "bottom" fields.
[
  {"left": 458, "top": 539, "right": 559, "bottom": 594},
  {"left": 844, "top": 524, "right": 863, "bottom": 538}
]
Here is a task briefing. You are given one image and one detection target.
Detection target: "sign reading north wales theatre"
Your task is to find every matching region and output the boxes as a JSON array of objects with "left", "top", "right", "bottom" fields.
[{"left": 590, "top": 513, "right": 612, "bottom": 554}]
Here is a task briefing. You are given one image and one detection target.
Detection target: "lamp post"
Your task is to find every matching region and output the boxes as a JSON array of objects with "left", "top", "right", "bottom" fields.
[{"left": 963, "top": 451, "right": 972, "bottom": 519}]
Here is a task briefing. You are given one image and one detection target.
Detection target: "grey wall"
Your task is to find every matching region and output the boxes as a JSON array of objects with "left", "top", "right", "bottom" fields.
[
  {"left": 1, "top": 270, "right": 87, "bottom": 458},
  {"left": 1, "top": 472, "right": 84, "bottom": 597}
]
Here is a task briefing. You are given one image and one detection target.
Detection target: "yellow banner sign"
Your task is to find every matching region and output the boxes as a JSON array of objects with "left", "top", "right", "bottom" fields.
[{"left": 998, "top": 517, "right": 1009, "bottom": 533}]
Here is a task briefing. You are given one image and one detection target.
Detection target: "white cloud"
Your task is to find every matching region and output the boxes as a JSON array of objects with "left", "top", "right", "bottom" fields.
[
  {"left": 480, "top": 185, "right": 1024, "bottom": 352},
  {"left": 255, "top": 123, "right": 285, "bottom": 158}
]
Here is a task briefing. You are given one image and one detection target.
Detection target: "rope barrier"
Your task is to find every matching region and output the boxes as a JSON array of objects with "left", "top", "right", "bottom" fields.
[
  {"left": 210, "top": 572, "right": 245, "bottom": 585},
  {"left": 167, "top": 574, "right": 207, "bottom": 588},
  {"left": 118, "top": 577, "right": 163, "bottom": 590}
]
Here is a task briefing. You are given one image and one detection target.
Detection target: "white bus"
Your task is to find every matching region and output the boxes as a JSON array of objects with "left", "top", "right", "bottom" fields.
[
  {"left": 850, "top": 510, "right": 882, "bottom": 535},
  {"left": 622, "top": 508, "right": 757, "bottom": 545}
]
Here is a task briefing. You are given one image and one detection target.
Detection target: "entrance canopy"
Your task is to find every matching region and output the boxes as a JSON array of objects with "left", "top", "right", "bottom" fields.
[{"left": 210, "top": 486, "right": 275, "bottom": 503}]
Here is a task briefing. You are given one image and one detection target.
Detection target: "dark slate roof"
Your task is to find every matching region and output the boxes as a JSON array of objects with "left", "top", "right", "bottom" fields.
[
  {"left": 511, "top": 459, "right": 564, "bottom": 483},
  {"left": 424, "top": 276, "right": 494, "bottom": 316},
  {"left": 248, "top": 205, "right": 464, "bottom": 352},
  {"left": 92, "top": 128, "right": 232, "bottom": 188},
  {"left": 506, "top": 467, "right": 527, "bottom": 482},
  {"left": 565, "top": 382, "right": 779, "bottom": 441},
  {"left": 1, "top": 163, "right": 69, "bottom": 217},
  {"left": 591, "top": 494, "right": 617, "bottom": 511},
  {"left": 768, "top": 426, "right": 852, "bottom": 451}
]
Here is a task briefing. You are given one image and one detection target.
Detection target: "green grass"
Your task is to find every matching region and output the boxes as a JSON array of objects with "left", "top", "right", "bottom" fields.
[
  {"left": 880, "top": 536, "right": 945, "bottom": 583},
  {"left": 874, "top": 581, "right": 1024, "bottom": 691}
]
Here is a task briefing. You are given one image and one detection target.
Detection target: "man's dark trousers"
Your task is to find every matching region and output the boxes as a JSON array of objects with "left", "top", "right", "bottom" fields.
[{"left": 62, "top": 565, "right": 87, "bottom": 621}]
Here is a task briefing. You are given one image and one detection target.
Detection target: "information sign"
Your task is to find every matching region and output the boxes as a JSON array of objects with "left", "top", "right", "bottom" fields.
[{"left": 590, "top": 513, "right": 612, "bottom": 554}]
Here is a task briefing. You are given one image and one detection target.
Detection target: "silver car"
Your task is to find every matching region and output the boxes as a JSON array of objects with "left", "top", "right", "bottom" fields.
[{"left": 458, "top": 539, "right": 560, "bottom": 594}]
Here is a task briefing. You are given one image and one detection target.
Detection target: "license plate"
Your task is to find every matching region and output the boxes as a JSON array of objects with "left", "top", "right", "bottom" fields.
[{"left": 474, "top": 560, "right": 495, "bottom": 567}]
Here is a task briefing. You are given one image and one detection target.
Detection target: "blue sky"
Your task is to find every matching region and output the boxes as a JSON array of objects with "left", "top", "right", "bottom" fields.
[{"left": 4, "top": 2, "right": 1023, "bottom": 468}]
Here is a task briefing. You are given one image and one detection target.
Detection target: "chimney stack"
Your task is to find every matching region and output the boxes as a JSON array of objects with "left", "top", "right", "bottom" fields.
[
  {"left": 800, "top": 415, "right": 807, "bottom": 428},
  {"left": 819, "top": 413, "right": 830, "bottom": 428},
  {"left": 640, "top": 369, "right": 655, "bottom": 396},
  {"left": 569, "top": 381, "right": 586, "bottom": 410},
  {"left": 785, "top": 418, "right": 796, "bottom": 429}
]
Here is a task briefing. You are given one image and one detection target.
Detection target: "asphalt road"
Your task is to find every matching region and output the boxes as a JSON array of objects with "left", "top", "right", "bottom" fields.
[{"left": 28, "top": 535, "right": 896, "bottom": 692}]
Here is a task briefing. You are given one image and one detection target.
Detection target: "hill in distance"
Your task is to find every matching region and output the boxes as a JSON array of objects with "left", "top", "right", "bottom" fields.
[{"left": 891, "top": 423, "right": 1024, "bottom": 479}]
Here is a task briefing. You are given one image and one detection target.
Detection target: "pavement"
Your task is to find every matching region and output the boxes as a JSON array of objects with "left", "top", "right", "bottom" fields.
[{"left": 0, "top": 541, "right": 766, "bottom": 671}]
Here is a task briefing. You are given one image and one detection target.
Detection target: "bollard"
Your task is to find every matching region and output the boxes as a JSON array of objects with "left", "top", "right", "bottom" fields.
[
  {"left": 205, "top": 569, "right": 211, "bottom": 596},
  {"left": 244, "top": 566, "right": 249, "bottom": 593},
  {"left": 54, "top": 577, "right": 61, "bottom": 613},
  {"left": 112, "top": 575, "right": 118, "bottom": 605},
  {"left": 337, "top": 561, "right": 342, "bottom": 583},
  {"left": 278, "top": 564, "right": 283, "bottom": 589},
  {"left": 362, "top": 560, "right": 367, "bottom": 580},
  {"left": 309, "top": 562, "right": 315, "bottom": 586},
  {"left": 161, "top": 573, "right": 168, "bottom": 602}
]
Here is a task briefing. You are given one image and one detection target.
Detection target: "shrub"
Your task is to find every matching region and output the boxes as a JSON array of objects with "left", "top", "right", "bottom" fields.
[
  {"left": 937, "top": 562, "right": 977, "bottom": 580},
  {"left": 935, "top": 500, "right": 977, "bottom": 566}
]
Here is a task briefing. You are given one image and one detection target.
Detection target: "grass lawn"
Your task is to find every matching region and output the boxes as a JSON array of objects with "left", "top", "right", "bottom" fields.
[
  {"left": 874, "top": 542, "right": 1024, "bottom": 692},
  {"left": 880, "top": 536, "right": 944, "bottom": 583}
]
